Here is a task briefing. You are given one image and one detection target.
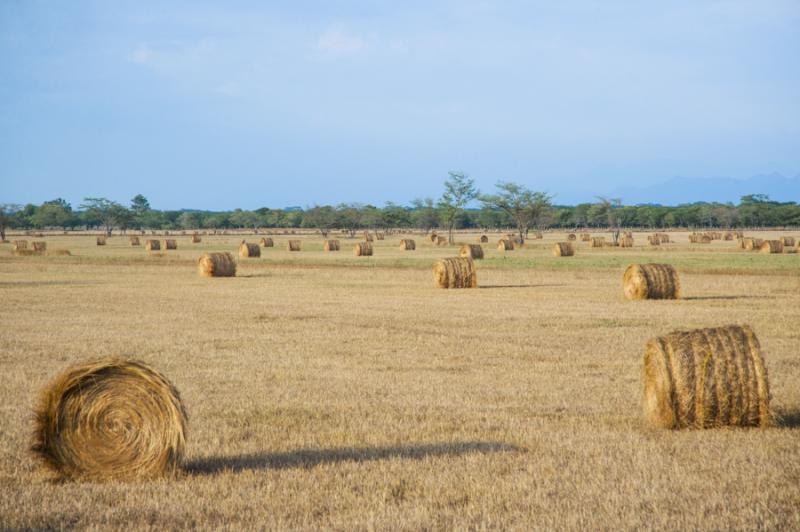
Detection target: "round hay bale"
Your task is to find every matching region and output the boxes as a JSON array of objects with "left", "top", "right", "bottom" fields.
[
  {"left": 619, "top": 236, "right": 634, "bottom": 248},
  {"left": 32, "top": 241, "right": 47, "bottom": 252},
  {"left": 580, "top": 233, "right": 591, "bottom": 242},
  {"left": 479, "top": 235, "right": 489, "bottom": 243},
  {"left": 198, "top": 252, "right": 236, "bottom": 277},
  {"left": 375, "top": 232, "right": 385, "bottom": 240},
  {"left": 323, "top": 239, "right": 340, "bottom": 251},
  {"left": 622, "top": 263, "right": 680, "bottom": 300},
  {"left": 780, "top": 236, "right": 795, "bottom": 247},
  {"left": 12, "top": 240, "right": 28, "bottom": 251},
  {"left": 191, "top": 234, "right": 201, "bottom": 244},
  {"left": 287, "top": 240, "right": 301, "bottom": 251},
  {"left": 428, "top": 233, "right": 438, "bottom": 243},
  {"left": 239, "top": 242, "right": 261, "bottom": 258},
  {"left": 567, "top": 233, "right": 576, "bottom": 241},
  {"left": 163, "top": 239, "right": 177, "bottom": 250},
  {"left": 144, "top": 239, "right": 161, "bottom": 252},
  {"left": 657, "top": 233, "right": 670, "bottom": 243},
  {"left": 353, "top": 242, "right": 373, "bottom": 256},
  {"left": 497, "top": 238, "right": 513, "bottom": 251},
  {"left": 31, "top": 358, "right": 188, "bottom": 481},
  {"left": 742, "top": 238, "right": 764, "bottom": 251},
  {"left": 363, "top": 232, "right": 374, "bottom": 242},
  {"left": 259, "top": 237, "right": 274, "bottom": 247},
  {"left": 399, "top": 239, "right": 416, "bottom": 250},
  {"left": 648, "top": 234, "right": 661, "bottom": 246},
  {"left": 590, "top": 237, "right": 605, "bottom": 248},
  {"left": 129, "top": 236, "right": 141, "bottom": 246},
  {"left": 643, "top": 325, "right": 771, "bottom": 429},
  {"left": 759, "top": 240, "right": 783, "bottom": 254},
  {"left": 723, "top": 232, "right": 734, "bottom": 241},
  {"left": 434, "top": 257, "right": 477, "bottom": 289},
  {"left": 552, "top": 242, "right": 575, "bottom": 257},
  {"left": 96, "top": 236, "right": 106, "bottom": 246},
  {"left": 460, "top": 244, "right": 484, "bottom": 259},
  {"left": 435, "top": 236, "right": 448, "bottom": 246}
]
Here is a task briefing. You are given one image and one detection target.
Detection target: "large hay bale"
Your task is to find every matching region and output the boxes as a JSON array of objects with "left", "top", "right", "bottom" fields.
[
  {"left": 96, "top": 236, "right": 106, "bottom": 246},
  {"left": 12, "top": 240, "right": 28, "bottom": 251},
  {"left": 144, "top": 240, "right": 161, "bottom": 252},
  {"left": 532, "top": 231, "right": 543, "bottom": 239},
  {"left": 622, "top": 263, "right": 680, "bottom": 300},
  {"left": 163, "top": 239, "right": 177, "bottom": 250},
  {"left": 239, "top": 242, "right": 261, "bottom": 258},
  {"left": 32, "top": 241, "right": 47, "bottom": 252},
  {"left": 399, "top": 239, "right": 416, "bottom": 250},
  {"left": 259, "top": 237, "right": 274, "bottom": 247},
  {"left": 497, "top": 238, "right": 514, "bottom": 251},
  {"left": 567, "top": 233, "right": 577, "bottom": 241},
  {"left": 552, "top": 242, "right": 575, "bottom": 257},
  {"left": 619, "top": 236, "right": 634, "bottom": 248},
  {"left": 434, "top": 257, "right": 477, "bottom": 289},
  {"left": 780, "top": 236, "right": 795, "bottom": 247},
  {"left": 287, "top": 240, "right": 301, "bottom": 251},
  {"left": 460, "top": 244, "right": 484, "bottom": 259},
  {"left": 198, "top": 252, "right": 236, "bottom": 277},
  {"left": 759, "top": 240, "right": 783, "bottom": 254},
  {"left": 129, "top": 236, "right": 140, "bottom": 246},
  {"left": 353, "top": 242, "right": 373, "bottom": 256},
  {"left": 31, "top": 358, "right": 187, "bottom": 481},
  {"left": 590, "top": 237, "right": 605, "bottom": 248},
  {"left": 191, "top": 234, "right": 201, "bottom": 244},
  {"left": 643, "top": 325, "right": 771, "bottom": 429},
  {"left": 323, "top": 239, "right": 340, "bottom": 251},
  {"left": 479, "top": 235, "right": 489, "bottom": 243}
]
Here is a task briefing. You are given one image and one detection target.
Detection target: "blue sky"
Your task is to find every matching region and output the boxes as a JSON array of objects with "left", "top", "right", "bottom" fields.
[{"left": 1, "top": 1, "right": 798, "bottom": 209}]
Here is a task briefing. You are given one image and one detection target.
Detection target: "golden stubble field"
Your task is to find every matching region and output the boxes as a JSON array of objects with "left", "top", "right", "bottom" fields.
[{"left": 1, "top": 231, "right": 799, "bottom": 530}]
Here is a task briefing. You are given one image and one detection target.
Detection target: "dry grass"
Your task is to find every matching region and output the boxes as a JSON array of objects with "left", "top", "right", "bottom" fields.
[{"left": 0, "top": 231, "right": 798, "bottom": 529}]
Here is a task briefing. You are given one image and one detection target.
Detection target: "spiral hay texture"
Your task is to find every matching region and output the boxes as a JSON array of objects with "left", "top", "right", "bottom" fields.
[
  {"left": 552, "top": 242, "right": 575, "bottom": 257},
  {"left": 198, "top": 252, "right": 236, "bottom": 277},
  {"left": 239, "top": 242, "right": 261, "bottom": 258},
  {"left": 399, "top": 239, "right": 416, "bottom": 250},
  {"left": 623, "top": 264, "right": 680, "bottom": 300},
  {"left": 479, "top": 235, "right": 489, "bottom": 243},
  {"left": 145, "top": 240, "right": 161, "bottom": 252},
  {"left": 460, "top": 244, "right": 484, "bottom": 259},
  {"left": 643, "top": 325, "right": 771, "bottom": 429},
  {"left": 323, "top": 239, "right": 340, "bottom": 251},
  {"left": 567, "top": 233, "right": 576, "bottom": 241},
  {"left": 260, "top": 237, "right": 274, "bottom": 247},
  {"left": 434, "top": 257, "right": 477, "bottom": 289},
  {"left": 129, "top": 236, "right": 140, "bottom": 246},
  {"left": 759, "top": 240, "right": 783, "bottom": 254},
  {"left": 31, "top": 358, "right": 188, "bottom": 481},
  {"left": 353, "top": 242, "right": 373, "bottom": 256},
  {"left": 287, "top": 240, "right": 301, "bottom": 251}
]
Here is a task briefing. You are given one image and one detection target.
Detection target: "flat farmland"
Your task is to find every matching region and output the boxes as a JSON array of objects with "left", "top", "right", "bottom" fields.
[{"left": 1, "top": 231, "right": 799, "bottom": 530}]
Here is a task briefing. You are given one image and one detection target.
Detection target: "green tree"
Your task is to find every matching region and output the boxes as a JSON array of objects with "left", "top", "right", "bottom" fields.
[
  {"left": 410, "top": 198, "right": 439, "bottom": 232},
  {"left": 80, "top": 197, "right": 130, "bottom": 235},
  {"left": 479, "top": 181, "right": 552, "bottom": 244},
  {"left": 0, "top": 204, "right": 22, "bottom": 241},
  {"left": 178, "top": 212, "right": 202, "bottom": 229},
  {"left": 302, "top": 205, "right": 336, "bottom": 236},
  {"left": 438, "top": 171, "right": 478, "bottom": 244},
  {"left": 32, "top": 199, "right": 74, "bottom": 228},
  {"left": 336, "top": 203, "right": 364, "bottom": 237}
]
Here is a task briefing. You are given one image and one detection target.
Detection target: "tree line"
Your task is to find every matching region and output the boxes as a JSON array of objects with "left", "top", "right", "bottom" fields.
[{"left": 2, "top": 173, "right": 798, "bottom": 242}]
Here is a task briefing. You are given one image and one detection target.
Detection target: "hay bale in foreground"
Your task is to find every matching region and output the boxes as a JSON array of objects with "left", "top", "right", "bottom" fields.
[
  {"left": 759, "top": 240, "right": 783, "bottom": 254},
  {"left": 780, "top": 236, "right": 795, "bottom": 247},
  {"left": 643, "top": 325, "right": 771, "bottom": 429},
  {"left": 287, "top": 240, "right": 301, "bottom": 251},
  {"left": 32, "top": 241, "right": 47, "bottom": 252},
  {"left": 623, "top": 263, "right": 680, "bottom": 300},
  {"left": 497, "top": 239, "right": 513, "bottom": 251},
  {"left": 12, "top": 240, "right": 28, "bottom": 251},
  {"left": 353, "top": 242, "right": 373, "bottom": 256},
  {"left": 323, "top": 239, "right": 340, "bottom": 251},
  {"left": 399, "top": 239, "right": 416, "bottom": 250},
  {"left": 239, "top": 242, "right": 261, "bottom": 258},
  {"left": 129, "top": 236, "right": 140, "bottom": 246},
  {"left": 144, "top": 240, "right": 161, "bottom": 252},
  {"left": 434, "top": 257, "right": 477, "bottom": 289},
  {"left": 479, "top": 235, "right": 489, "bottom": 243},
  {"left": 96, "top": 236, "right": 106, "bottom": 246},
  {"left": 198, "top": 252, "right": 236, "bottom": 277},
  {"left": 552, "top": 242, "right": 575, "bottom": 257},
  {"left": 163, "top": 239, "right": 177, "bottom": 250},
  {"left": 460, "top": 244, "right": 484, "bottom": 260},
  {"left": 259, "top": 237, "right": 274, "bottom": 247},
  {"left": 31, "top": 358, "right": 187, "bottom": 481}
]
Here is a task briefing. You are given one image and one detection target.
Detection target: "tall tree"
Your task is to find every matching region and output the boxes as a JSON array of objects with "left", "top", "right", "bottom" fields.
[
  {"left": 480, "top": 182, "right": 552, "bottom": 244},
  {"left": 592, "top": 197, "right": 622, "bottom": 243},
  {"left": 32, "top": 199, "right": 74, "bottom": 228},
  {"left": 302, "top": 205, "right": 336, "bottom": 237},
  {"left": 438, "top": 171, "right": 478, "bottom": 244},
  {"left": 0, "top": 204, "right": 21, "bottom": 242},
  {"left": 410, "top": 197, "right": 439, "bottom": 232},
  {"left": 80, "top": 197, "right": 129, "bottom": 236}
]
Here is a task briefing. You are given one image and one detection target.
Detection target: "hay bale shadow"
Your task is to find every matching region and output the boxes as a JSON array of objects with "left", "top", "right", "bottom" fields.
[
  {"left": 682, "top": 295, "right": 774, "bottom": 301},
  {"left": 776, "top": 408, "right": 800, "bottom": 428},
  {"left": 478, "top": 283, "right": 566, "bottom": 289},
  {"left": 185, "top": 441, "right": 522, "bottom": 475}
]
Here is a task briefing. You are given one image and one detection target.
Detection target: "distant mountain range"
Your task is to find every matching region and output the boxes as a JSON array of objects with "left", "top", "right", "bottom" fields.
[{"left": 604, "top": 172, "right": 800, "bottom": 206}]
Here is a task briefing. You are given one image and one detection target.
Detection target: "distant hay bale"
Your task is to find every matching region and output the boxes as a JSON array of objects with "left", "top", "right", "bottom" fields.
[
  {"left": 198, "top": 252, "right": 236, "bottom": 277},
  {"left": 623, "top": 231, "right": 633, "bottom": 238},
  {"left": 375, "top": 232, "right": 385, "bottom": 240},
  {"left": 552, "top": 242, "right": 575, "bottom": 257},
  {"left": 96, "top": 236, "right": 106, "bottom": 246},
  {"left": 259, "top": 237, "right": 274, "bottom": 247},
  {"left": 12, "top": 240, "right": 28, "bottom": 251},
  {"left": 759, "top": 240, "right": 783, "bottom": 254},
  {"left": 657, "top": 233, "right": 670, "bottom": 243},
  {"left": 567, "top": 233, "right": 577, "bottom": 241},
  {"left": 239, "top": 242, "right": 261, "bottom": 258},
  {"left": 31, "top": 358, "right": 187, "bottom": 481},
  {"left": 780, "top": 236, "right": 795, "bottom": 247},
  {"left": 32, "top": 241, "right": 47, "bottom": 252},
  {"left": 163, "top": 239, "right": 177, "bottom": 250},
  {"left": 700, "top": 235, "right": 712, "bottom": 244},
  {"left": 643, "top": 325, "right": 771, "bottom": 429},
  {"left": 623, "top": 263, "right": 680, "bottom": 300},
  {"left": 363, "top": 232, "right": 374, "bottom": 242},
  {"left": 723, "top": 232, "right": 734, "bottom": 241},
  {"left": 532, "top": 231, "right": 543, "bottom": 239},
  {"left": 497, "top": 238, "right": 514, "bottom": 251},
  {"left": 399, "top": 239, "right": 416, "bottom": 250},
  {"left": 353, "top": 242, "right": 373, "bottom": 256},
  {"left": 433, "top": 257, "right": 477, "bottom": 289},
  {"left": 741, "top": 238, "right": 764, "bottom": 251},
  {"left": 460, "top": 244, "right": 484, "bottom": 259},
  {"left": 590, "top": 237, "right": 605, "bottom": 248},
  {"left": 479, "top": 235, "right": 489, "bottom": 243},
  {"left": 429, "top": 233, "right": 438, "bottom": 243},
  {"left": 287, "top": 240, "right": 301, "bottom": 251},
  {"left": 580, "top": 233, "right": 591, "bottom": 242},
  {"left": 144, "top": 240, "right": 161, "bottom": 252},
  {"left": 648, "top": 234, "right": 661, "bottom": 246},
  {"left": 191, "top": 234, "right": 201, "bottom": 243},
  {"left": 436, "top": 236, "right": 448, "bottom": 246},
  {"left": 129, "top": 236, "right": 140, "bottom": 246},
  {"left": 323, "top": 239, "right": 340, "bottom": 251},
  {"left": 620, "top": 236, "right": 634, "bottom": 248}
]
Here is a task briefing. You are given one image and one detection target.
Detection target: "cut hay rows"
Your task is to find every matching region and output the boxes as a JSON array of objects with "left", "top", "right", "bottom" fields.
[
  {"left": 643, "top": 325, "right": 771, "bottom": 429},
  {"left": 622, "top": 263, "right": 680, "bottom": 300},
  {"left": 32, "top": 241, "right": 47, "bottom": 252},
  {"left": 460, "top": 244, "right": 484, "bottom": 260},
  {"left": 780, "top": 236, "right": 795, "bottom": 247},
  {"left": 144, "top": 240, "right": 161, "bottom": 252},
  {"left": 567, "top": 233, "right": 576, "bottom": 241},
  {"left": 323, "top": 240, "right": 340, "bottom": 252},
  {"left": 497, "top": 239, "right": 514, "bottom": 251},
  {"left": 198, "top": 252, "right": 236, "bottom": 277},
  {"left": 12, "top": 240, "right": 28, "bottom": 251},
  {"left": 759, "top": 240, "right": 783, "bottom": 254},
  {"left": 552, "top": 242, "right": 575, "bottom": 257},
  {"left": 129, "top": 236, "right": 140, "bottom": 246},
  {"left": 479, "top": 235, "right": 489, "bottom": 243},
  {"left": 433, "top": 257, "right": 477, "bottom": 289},
  {"left": 353, "top": 242, "right": 373, "bottom": 256},
  {"left": 239, "top": 242, "right": 261, "bottom": 258},
  {"left": 191, "top": 234, "right": 201, "bottom": 244},
  {"left": 31, "top": 358, "right": 187, "bottom": 481},
  {"left": 259, "top": 237, "right": 274, "bottom": 247},
  {"left": 399, "top": 239, "right": 416, "bottom": 250},
  {"left": 590, "top": 237, "right": 605, "bottom": 248},
  {"left": 287, "top": 240, "right": 301, "bottom": 251},
  {"left": 163, "top": 239, "right": 177, "bottom": 250},
  {"left": 619, "top": 236, "right": 634, "bottom": 248},
  {"left": 96, "top": 236, "right": 106, "bottom": 246}
]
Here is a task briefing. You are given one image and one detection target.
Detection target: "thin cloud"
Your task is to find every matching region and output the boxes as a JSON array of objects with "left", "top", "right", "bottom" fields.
[
  {"left": 128, "top": 43, "right": 153, "bottom": 64},
  {"left": 317, "top": 29, "right": 365, "bottom": 55}
]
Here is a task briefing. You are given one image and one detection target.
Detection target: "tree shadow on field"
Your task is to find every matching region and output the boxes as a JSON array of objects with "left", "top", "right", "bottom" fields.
[
  {"left": 184, "top": 441, "right": 523, "bottom": 475},
  {"left": 776, "top": 408, "right": 800, "bottom": 428},
  {"left": 682, "top": 295, "right": 774, "bottom": 301},
  {"left": 478, "top": 283, "right": 566, "bottom": 289}
]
